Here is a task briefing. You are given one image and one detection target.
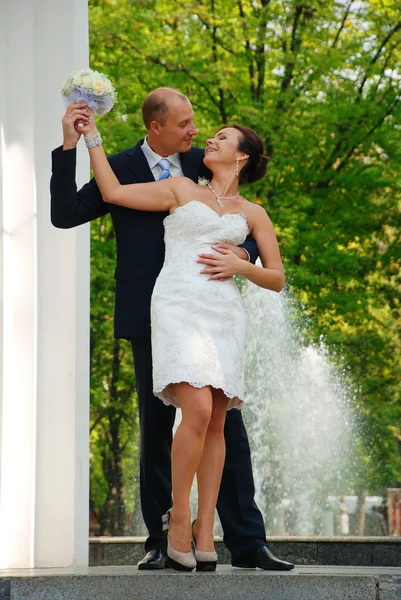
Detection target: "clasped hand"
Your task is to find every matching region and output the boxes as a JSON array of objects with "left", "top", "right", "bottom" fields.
[
  {"left": 198, "top": 244, "right": 246, "bottom": 280},
  {"left": 62, "top": 101, "right": 93, "bottom": 149}
]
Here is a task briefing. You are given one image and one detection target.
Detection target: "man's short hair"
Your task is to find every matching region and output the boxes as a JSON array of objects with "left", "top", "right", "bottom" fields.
[{"left": 141, "top": 88, "right": 188, "bottom": 129}]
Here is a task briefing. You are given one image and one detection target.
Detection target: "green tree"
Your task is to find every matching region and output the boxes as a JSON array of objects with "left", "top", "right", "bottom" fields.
[{"left": 88, "top": 0, "right": 401, "bottom": 533}]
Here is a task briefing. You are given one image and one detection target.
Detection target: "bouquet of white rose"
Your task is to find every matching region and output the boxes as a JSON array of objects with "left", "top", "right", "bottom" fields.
[{"left": 61, "top": 68, "right": 117, "bottom": 116}]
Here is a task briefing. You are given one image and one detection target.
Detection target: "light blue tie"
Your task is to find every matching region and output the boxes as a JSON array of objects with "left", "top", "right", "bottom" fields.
[{"left": 157, "top": 158, "right": 171, "bottom": 180}]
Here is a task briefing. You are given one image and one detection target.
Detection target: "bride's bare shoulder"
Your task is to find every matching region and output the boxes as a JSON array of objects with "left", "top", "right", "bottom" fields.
[
  {"left": 241, "top": 198, "right": 269, "bottom": 220},
  {"left": 173, "top": 176, "right": 198, "bottom": 191},
  {"left": 171, "top": 177, "right": 198, "bottom": 204}
]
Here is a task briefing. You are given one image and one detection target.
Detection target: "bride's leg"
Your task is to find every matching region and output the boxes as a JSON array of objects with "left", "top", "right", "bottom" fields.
[
  {"left": 169, "top": 382, "right": 213, "bottom": 552},
  {"left": 194, "top": 389, "right": 229, "bottom": 551}
]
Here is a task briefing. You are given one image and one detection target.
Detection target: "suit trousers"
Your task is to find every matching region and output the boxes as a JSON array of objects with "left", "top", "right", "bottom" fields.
[{"left": 130, "top": 338, "right": 267, "bottom": 556}]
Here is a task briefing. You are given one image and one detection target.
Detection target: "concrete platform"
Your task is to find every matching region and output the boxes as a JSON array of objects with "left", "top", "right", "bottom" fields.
[{"left": 1, "top": 565, "right": 401, "bottom": 600}]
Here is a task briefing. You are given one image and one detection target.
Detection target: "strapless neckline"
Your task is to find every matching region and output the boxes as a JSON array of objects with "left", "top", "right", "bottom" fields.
[{"left": 165, "top": 199, "right": 249, "bottom": 230}]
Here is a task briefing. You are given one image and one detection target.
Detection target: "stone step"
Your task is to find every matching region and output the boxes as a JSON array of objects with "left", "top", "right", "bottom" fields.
[
  {"left": 1, "top": 565, "right": 401, "bottom": 600},
  {"left": 89, "top": 536, "right": 401, "bottom": 568}
]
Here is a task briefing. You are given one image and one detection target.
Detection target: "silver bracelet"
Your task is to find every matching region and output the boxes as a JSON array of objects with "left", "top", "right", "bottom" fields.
[{"left": 84, "top": 132, "right": 103, "bottom": 148}]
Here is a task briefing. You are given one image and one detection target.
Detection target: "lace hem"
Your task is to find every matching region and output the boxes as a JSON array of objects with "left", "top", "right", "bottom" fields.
[{"left": 154, "top": 380, "right": 243, "bottom": 411}]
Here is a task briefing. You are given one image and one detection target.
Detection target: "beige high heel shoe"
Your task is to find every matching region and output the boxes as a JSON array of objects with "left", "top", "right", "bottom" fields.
[
  {"left": 162, "top": 510, "right": 196, "bottom": 572},
  {"left": 192, "top": 519, "right": 218, "bottom": 572}
]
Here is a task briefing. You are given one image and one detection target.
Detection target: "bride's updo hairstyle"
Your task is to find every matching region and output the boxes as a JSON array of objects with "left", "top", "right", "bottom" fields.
[{"left": 218, "top": 124, "right": 269, "bottom": 185}]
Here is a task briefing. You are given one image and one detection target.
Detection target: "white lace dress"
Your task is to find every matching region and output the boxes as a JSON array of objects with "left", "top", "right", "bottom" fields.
[{"left": 151, "top": 200, "right": 250, "bottom": 410}]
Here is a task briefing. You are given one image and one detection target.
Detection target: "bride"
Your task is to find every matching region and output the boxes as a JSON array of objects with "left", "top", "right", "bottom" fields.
[{"left": 78, "top": 112, "right": 284, "bottom": 572}]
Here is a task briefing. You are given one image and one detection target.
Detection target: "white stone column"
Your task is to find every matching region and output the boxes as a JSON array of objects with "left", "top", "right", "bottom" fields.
[{"left": 0, "top": 0, "right": 90, "bottom": 568}]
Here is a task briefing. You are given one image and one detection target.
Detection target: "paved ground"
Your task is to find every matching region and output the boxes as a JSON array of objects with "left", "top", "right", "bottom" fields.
[{"left": 1, "top": 564, "right": 400, "bottom": 600}]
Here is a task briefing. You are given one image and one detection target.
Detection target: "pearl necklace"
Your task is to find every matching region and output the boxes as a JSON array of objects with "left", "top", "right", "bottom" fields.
[{"left": 207, "top": 183, "right": 239, "bottom": 210}]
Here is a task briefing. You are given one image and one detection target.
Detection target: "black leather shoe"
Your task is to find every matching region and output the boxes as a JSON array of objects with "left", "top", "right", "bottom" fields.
[
  {"left": 137, "top": 548, "right": 167, "bottom": 570},
  {"left": 231, "top": 546, "right": 294, "bottom": 571}
]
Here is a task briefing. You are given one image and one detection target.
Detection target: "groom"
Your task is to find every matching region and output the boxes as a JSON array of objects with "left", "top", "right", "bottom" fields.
[{"left": 50, "top": 87, "right": 293, "bottom": 571}]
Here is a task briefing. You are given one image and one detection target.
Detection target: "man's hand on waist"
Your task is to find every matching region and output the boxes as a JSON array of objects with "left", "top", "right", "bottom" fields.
[{"left": 197, "top": 243, "right": 249, "bottom": 281}]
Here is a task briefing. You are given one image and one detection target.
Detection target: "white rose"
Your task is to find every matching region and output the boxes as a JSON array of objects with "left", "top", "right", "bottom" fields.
[
  {"left": 82, "top": 75, "right": 93, "bottom": 89},
  {"left": 92, "top": 79, "right": 104, "bottom": 95},
  {"left": 103, "top": 81, "right": 113, "bottom": 94},
  {"left": 72, "top": 74, "right": 83, "bottom": 87}
]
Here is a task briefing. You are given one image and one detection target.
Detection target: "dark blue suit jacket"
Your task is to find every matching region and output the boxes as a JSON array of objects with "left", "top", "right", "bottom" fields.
[{"left": 50, "top": 140, "right": 258, "bottom": 339}]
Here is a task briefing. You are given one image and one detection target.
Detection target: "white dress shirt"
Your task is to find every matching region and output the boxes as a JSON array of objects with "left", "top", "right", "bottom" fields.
[{"left": 141, "top": 137, "right": 183, "bottom": 179}]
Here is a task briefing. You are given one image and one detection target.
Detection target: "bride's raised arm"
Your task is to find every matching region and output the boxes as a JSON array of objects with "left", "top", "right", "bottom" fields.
[{"left": 82, "top": 121, "right": 181, "bottom": 213}]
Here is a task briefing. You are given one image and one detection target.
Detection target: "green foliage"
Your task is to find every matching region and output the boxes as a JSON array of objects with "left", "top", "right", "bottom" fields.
[
  {"left": 89, "top": 0, "right": 401, "bottom": 533},
  {"left": 89, "top": 216, "right": 140, "bottom": 534}
]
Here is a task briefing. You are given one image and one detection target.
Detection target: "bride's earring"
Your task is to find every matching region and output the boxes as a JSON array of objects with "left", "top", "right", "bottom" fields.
[{"left": 235, "top": 159, "right": 239, "bottom": 177}]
